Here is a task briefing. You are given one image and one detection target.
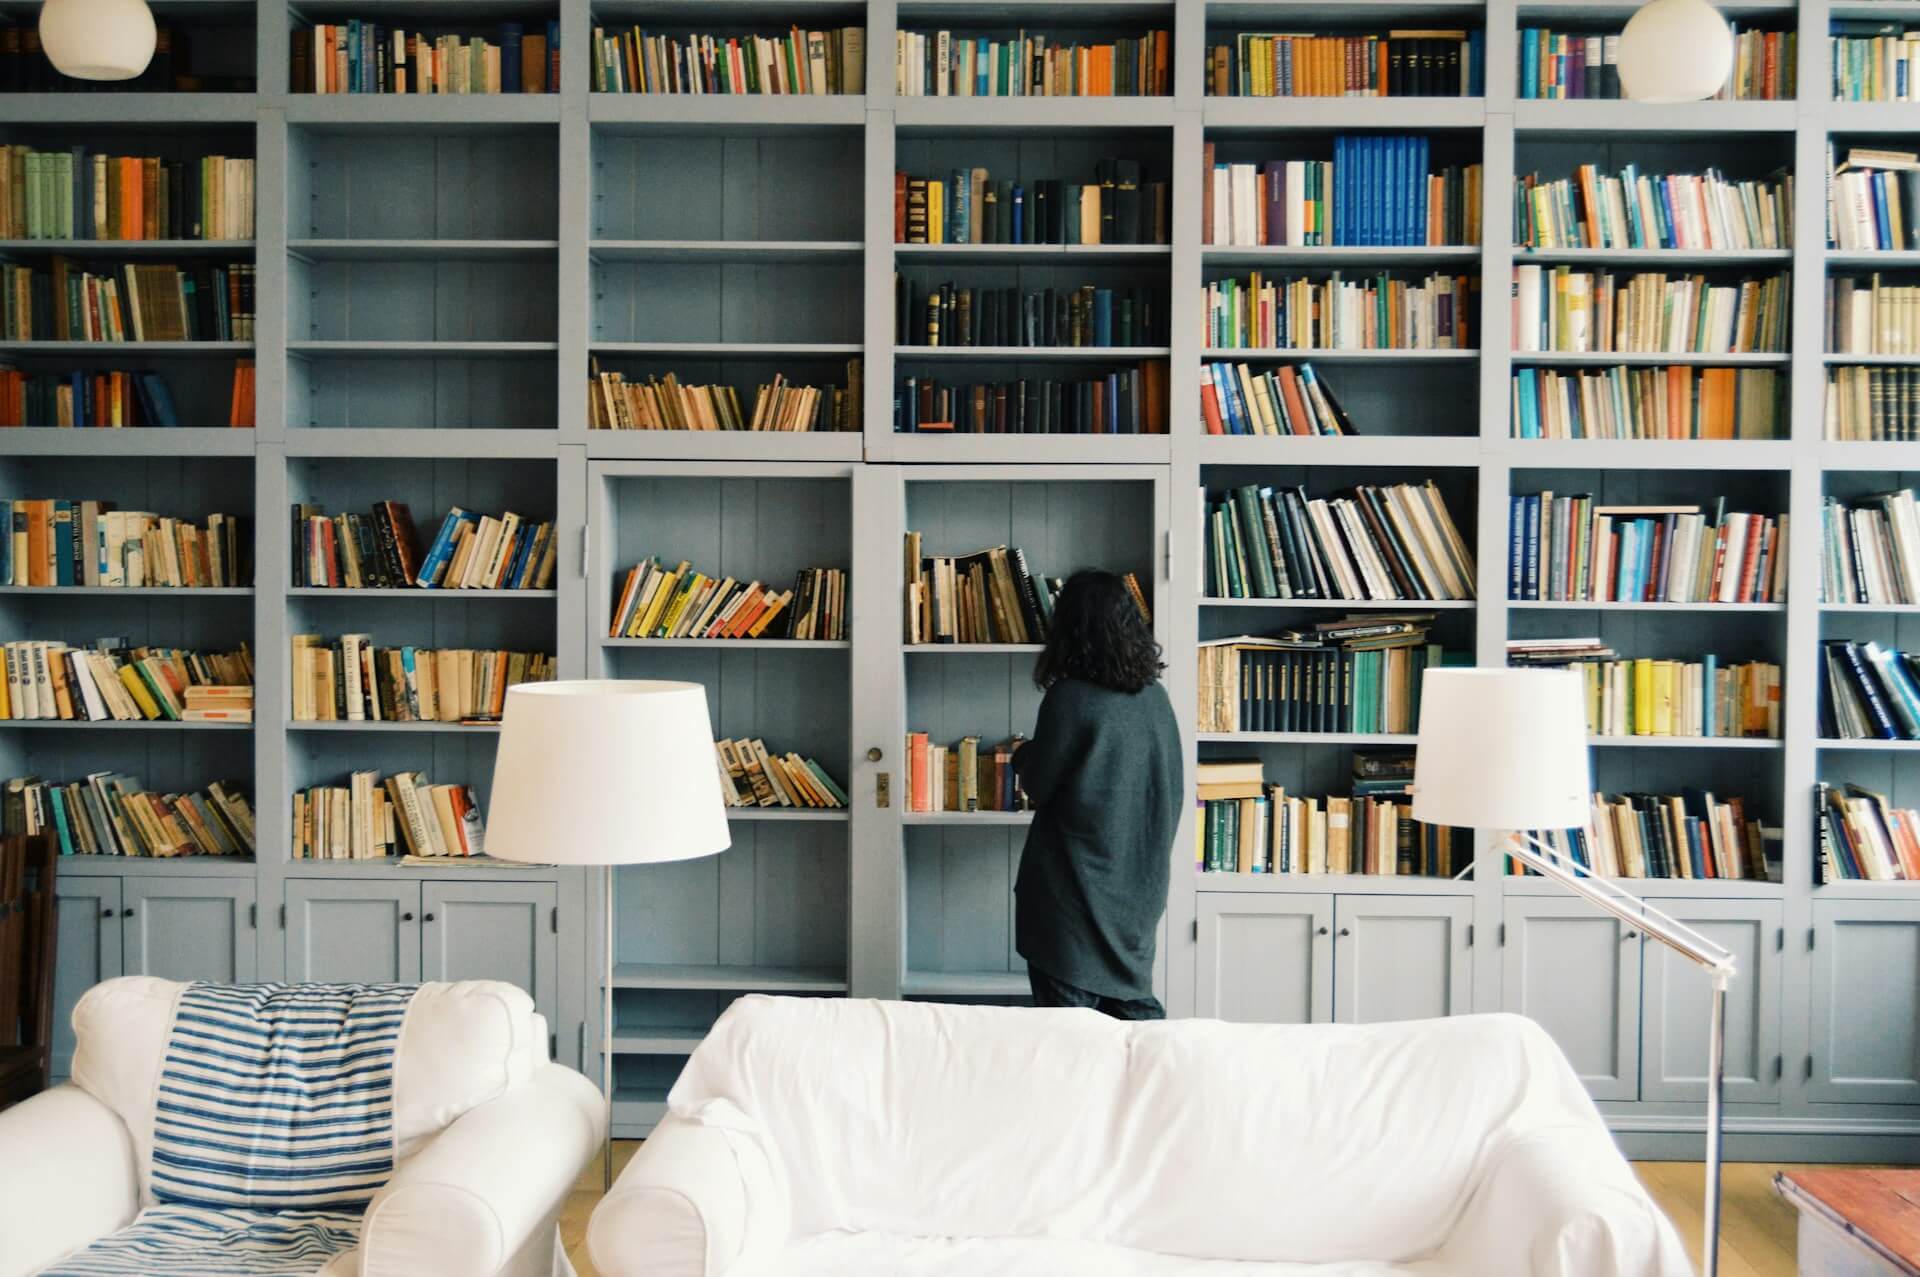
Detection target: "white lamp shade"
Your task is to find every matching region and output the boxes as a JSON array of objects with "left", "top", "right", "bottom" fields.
[
  {"left": 1412, "top": 667, "right": 1590, "bottom": 831},
  {"left": 39, "top": 0, "right": 157, "bottom": 81},
  {"left": 486, "top": 680, "right": 731, "bottom": 867},
  {"left": 1617, "top": 0, "right": 1734, "bottom": 103}
]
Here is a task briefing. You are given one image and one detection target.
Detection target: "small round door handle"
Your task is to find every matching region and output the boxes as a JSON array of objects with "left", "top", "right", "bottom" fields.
[
  {"left": 101, "top": 907, "right": 113, "bottom": 918},
  {"left": 1623, "top": 930, "right": 1638, "bottom": 940},
  {"left": 866, "top": 747, "right": 884, "bottom": 762},
  {"left": 401, "top": 912, "right": 414, "bottom": 922},
  {"left": 122, "top": 908, "right": 135, "bottom": 917},
  {"left": 422, "top": 913, "right": 436, "bottom": 922},
  {"left": 1316, "top": 926, "right": 1329, "bottom": 936},
  {"left": 1338, "top": 927, "right": 1351, "bottom": 937}
]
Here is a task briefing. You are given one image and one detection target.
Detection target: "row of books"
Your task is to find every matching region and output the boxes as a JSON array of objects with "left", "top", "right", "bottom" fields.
[
  {"left": 897, "top": 163, "right": 1169, "bottom": 247},
  {"left": 1821, "top": 639, "right": 1920, "bottom": 739},
  {"left": 1818, "top": 782, "right": 1920, "bottom": 881},
  {"left": 2, "top": 773, "right": 255, "bottom": 858},
  {"left": 894, "top": 280, "right": 1162, "bottom": 349},
  {"left": 289, "top": 636, "right": 554, "bottom": 723},
  {"left": 1202, "top": 142, "right": 1483, "bottom": 248},
  {"left": 2, "top": 260, "right": 254, "bottom": 343},
  {"left": 895, "top": 366, "right": 1168, "bottom": 435},
  {"left": 293, "top": 22, "right": 559, "bottom": 94},
  {"left": 1823, "top": 365, "right": 1920, "bottom": 441},
  {"left": 903, "top": 733, "right": 1028, "bottom": 814},
  {"left": 1827, "top": 146, "right": 1920, "bottom": 251},
  {"left": 1827, "top": 275, "right": 1920, "bottom": 355},
  {"left": 1, "top": 149, "right": 254, "bottom": 242},
  {"left": 610, "top": 560, "right": 845, "bottom": 642},
  {"left": 1199, "top": 362, "right": 1356, "bottom": 437},
  {"left": 0, "top": 363, "right": 253, "bottom": 430},
  {"left": 1510, "top": 365, "right": 1782, "bottom": 440},
  {"left": 293, "top": 503, "right": 555, "bottom": 592},
  {"left": 0, "top": 641, "right": 252, "bottom": 723},
  {"left": 1508, "top": 494, "right": 1786, "bottom": 604},
  {"left": 895, "top": 30, "right": 1170, "bottom": 97},
  {"left": 1198, "top": 624, "right": 1465, "bottom": 735},
  {"left": 294, "top": 771, "right": 483, "bottom": 861},
  {"left": 2, "top": 502, "right": 247, "bottom": 589},
  {"left": 593, "top": 25, "right": 857, "bottom": 95},
  {"left": 1820, "top": 488, "right": 1920, "bottom": 605},
  {"left": 1203, "top": 483, "right": 1477, "bottom": 602},
  {"left": 1506, "top": 638, "right": 1782, "bottom": 738},
  {"left": 1526, "top": 790, "right": 1767, "bottom": 880},
  {"left": 1206, "top": 32, "right": 1484, "bottom": 99},
  {"left": 587, "top": 363, "right": 860, "bottom": 433},
  {"left": 1201, "top": 272, "right": 1478, "bottom": 351},
  {"left": 1512, "top": 267, "right": 1790, "bottom": 355},
  {"left": 716, "top": 738, "right": 847, "bottom": 810},
  {"left": 1194, "top": 756, "right": 1463, "bottom": 877},
  {"left": 0, "top": 28, "right": 242, "bottom": 94},
  {"left": 1514, "top": 166, "right": 1793, "bottom": 251},
  {"left": 1831, "top": 22, "right": 1920, "bottom": 103},
  {"left": 1521, "top": 27, "right": 1793, "bottom": 100}
]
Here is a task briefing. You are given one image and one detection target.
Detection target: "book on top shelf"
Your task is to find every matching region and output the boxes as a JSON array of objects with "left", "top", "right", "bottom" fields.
[
  {"left": 1203, "top": 271, "right": 1478, "bottom": 351},
  {"left": 1195, "top": 752, "right": 1465, "bottom": 876},
  {"left": 1522, "top": 790, "right": 1767, "bottom": 880},
  {"left": 293, "top": 21, "right": 559, "bottom": 94},
  {"left": 1, "top": 259, "right": 255, "bottom": 343},
  {"left": 1820, "top": 638, "right": 1920, "bottom": 740},
  {"left": 1204, "top": 140, "right": 1483, "bottom": 249},
  {"left": 1, "top": 501, "right": 248, "bottom": 588},
  {"left": 593, "top": 25, "right": 860, "bottom": 94},
  {"left": 903, "top": 531, "right": 1149, "bottom": 645},
  {"left": 1511, "top": 365, "right": 1782, "bottom": 440},
  {"left": 1197, "top": 619, "right": 1466, "bottom": 734},
  {"left": 1506, "top": 637, "right": 1781, "bottom": 738},
  {"left": 896, "top": 161, "right": 1169, "bottom": 247},
  {"left": 1831, "top": 23, "right": 1920, "bottom": 105},
  {"left": 588, "top": 360, "right": 861, "bottom": 433},
  {"left": 716, "top": 738, "right": 846, "bottom": 810},
  {"left": 1821, "top": 488, "right": 1920, "bottom": 604},
  {"left": 0, "top": 148, "right": 255, "bottom": 241},
  {"left": 294, "top": 769, "right": 483, "bottom": 861},
  {"left": 1507, "top": 493, "right": 1785, "bottom": 603},
  {"left": 1511, "top": 266, "right": 1789, "bottom": 355},
  {"left": 2, "top": 772, "right": 255, "bottom": 858},
  {"left": 904, "top": 733, "right": 1029, "bottom": 813},
  {"left": 896, "top": 28, "right": 1169, "bottom": 97},
  {"left": 1203, "top": 482, "right": 1477, "bottom": 602},
  {"left": 1817, "top": 781, "right": 1920, "bottom": 882},
  {"left": 289, "top": 635, "right": 553, "bottom": 723},
  {"left": 0, "top": 639, "right": 252, "bottom": 723},
  {"left": 1207, "top": 31, "right": 1484, "bottom": 99},
  {"left": 610, "top": 559, "right": 845, "bottom": 642},
  {"left": 1519, "top": 25, "right": 1793, "bottom": 100},
  {"left": 1515, "top": 166, "right": 1793, "bottom": 252}
]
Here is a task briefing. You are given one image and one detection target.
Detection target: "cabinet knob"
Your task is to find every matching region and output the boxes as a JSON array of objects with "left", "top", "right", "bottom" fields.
[
  {"left": 867, "top": 747, "right": 883, "bottom": 762},
  {"left": 423, "top": 913, "right": 436, "bottom": 923},
  {"left": 401, "top": 912, "right": 414, "bottom": 922},
  {"left": 101, "top": 907, "right": 113, "bottom": 919},
  {"left": 1338, "top": 927, "right": 1351, "bottom": 937},
  {"left": 122, "top": 908, "right": 134, "bottom": 918},
  {"left": 1623, "top": 930, "right": 1638, "bottom": 940},
  {"left": 1316, "top": 926, "right": 1329, "bottom": 936}
]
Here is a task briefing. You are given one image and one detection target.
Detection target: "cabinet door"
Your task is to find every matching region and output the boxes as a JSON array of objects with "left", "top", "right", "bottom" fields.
[
  {"left": 1333, "top": 895, "right": 1473, "bottom": 1025},
  {"left": 1641, "top": 899, "right": 1783, "bottom": 1104},
  {"left": 1503, "top": 898, "right": 1641, "bottom": 1101},
  {"left": 123, "top": 878, "right": 257, "bottom": 985},
  {"left": 1809, "top": 901, "right": 1920, "bottom": 1105},
  {"left": 50, "top": 877, "right": 122, "bottom": 1079},
  {"left": 286, "top": 880, "right": 422, "bottom": 985},
  {"left": 1195, "top": 893, "right": 1333, "bottom": 1024},
  {"left": 422, "top": 882, "right": 559, "bottom": 1030}
]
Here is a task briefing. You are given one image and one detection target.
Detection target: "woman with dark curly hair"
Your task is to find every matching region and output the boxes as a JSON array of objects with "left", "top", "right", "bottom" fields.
[{"left": 1012, "top": 569, "right": 1183, "bottom": 1019}]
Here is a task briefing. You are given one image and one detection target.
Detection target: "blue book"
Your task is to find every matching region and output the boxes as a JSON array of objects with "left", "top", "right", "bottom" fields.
[
  {"left": 977, "top": 38, "right": 989, "bottom": 96},
  {"left": 1521, "top": 29, "right": 1539, "bottom": 98},
  {"left": 1215, "top": 366, "right": 1246, "bottom": 435},
  {"left": 1655, "top": 180, "right": 1677, "bottom": 248},
  {"left": 1092, "top": 289, "right": 1113, "bottom": 346},
  {"left": 1703, "top": 653, "right": 1718, "bottom": 736},
  {"left": 140, "top": 373, "right": 181, "bottom": 427},
  {"left": 501, "top": 524, "right": 535, "bottom": 589},
  {"left": 347, "top": 20, "right": 360, "bottom": 93},
  {"left": 1873, "top": 176, "right": 1894, "bottom": 250},
  {"left": 1635, "top": 520, "right": 1657, "bottom": 600},
  {"left": 1508, "top": 495, "right": 1526, "bottom": 598},
  {"left": 53, "top": 500, "right": 74, "bottom": 587},
  {"left": 501, "top": 24, "right": 523, "bottom": 92},
  {"left": 1619, "top": 163, "right": 1644, "bottom": 246},
  {"left": 1334, "top": 136, "right": 1349, "bottom": 248},
  {"left": 48, "top": 788, "right": 75, "bottom": 854},
  {"left": 1361, "top": 137, "right": 1376, "bottom": 247},
  {"left": 1469, "top": 30, "right": 1485, "bottom": 95},
  {"left": 949, "top": 169, "right": 968, "bottom": 243},
  {"left": 1523, "top": 494, "right": 1542, "bottom": 599},
  {"left": 415, "top": 508, "right": 476, "bottom": 588},
  {"left": 1011, "top": 186, "right": 1024, "bottom": 243},
  {"left": 1519, "top": 367, "right": 1539, "bottom": 437},
  {"left": 1416, "top": 136, "right": 1431, "bottom": 246}
]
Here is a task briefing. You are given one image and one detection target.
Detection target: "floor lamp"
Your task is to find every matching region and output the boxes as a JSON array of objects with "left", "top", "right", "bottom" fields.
[
  {"left": 1412, "top": 667, "right": 1738, "bottom": 1277},
  {"left": 487, "top": 679, "right": 732, "bottom": 1189}
]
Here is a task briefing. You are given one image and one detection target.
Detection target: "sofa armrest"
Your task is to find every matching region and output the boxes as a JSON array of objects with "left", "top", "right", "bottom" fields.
[
  {"left": 360, "top": 1063, "right": 603, "bottom": 1277},
  {"left": 588, "top": 1101, "right": 791, "bottom": 1277},
  {"left": 1440, "top": 1128, "right": 1693, "bottom": 1277},
  {"left": 0, "top": 1084, "right": 139, "bottom": 1277}
]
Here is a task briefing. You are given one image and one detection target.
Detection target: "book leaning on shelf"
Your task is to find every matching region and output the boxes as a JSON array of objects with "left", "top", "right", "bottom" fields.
[
  {"left": 1507, "top": 493, "right": 1785, "bottom": 603},
  {"left": 1204, "top": 482, "right": 1477, "bottom": 602},
  {"left": 593, "top": 25, "right": 860, "bottom": 94},
  {"left": 1206, "top": 30, "right": 1485, "bottom": 98},
  {"left": 588, "top": 361, "right": 860, "bottom": 432},
  {"left": 1511, "top": 365, "right": 1782, "bottom": 440},
  {"left": 896, "top": 364, "right": 1167, "bottom": 435},
  {"left": 291, "top": 502, "right": 555, "bottom": 591},
  {"left": 289, "top": 635, "right": 554, "bottom": 723},
  {"left": 896, "top": 279, "right": 1162, "bottom": 348},
  {"left": 1821, "top": 488, "right": 1920, "bottom": 604},
  {"left": 1515, "top": 165, "right": 1793, "bottom": 251},
  {"left": 0, "top": 361, "right": 254, "bottom": 428},
  {"left": 1817, "top": 782, "right": 1920, "bottom": 881},
  {"left": 1522, "top": 790, "right": 1767, "bottom": 880},
  {"left": 1828, "top": 275, "right": 1920, "bottom": 355},
  {"left": 896, "top": 29, "right": 1170, "bottom": 96},
  {"left": 1511, "top": 266, "right": 1789, "bottom": 354},
  {"left": 1506, "top": 637, "right": 1781, "bottom": 738},
  {"left": 1832, "top": 22, "right": 1920, "bottom": 102},
  {"left": 2, "top": 501, "right": 247, "bottom": 588},
  {"left": 896, "top": 161, "right": 1169, "bottom": 246},
  {"left": 1828, "top": 145, "right": 1920, "bottom": 250},
  {"left": 294, "top": 770, "right": 483, "bottom": 861},
  {"left": 903, "top": 532, "right": 1150, "bottom": 644},
  {"left": 2, "top": 773, "right": 255, "bottom": 858},
  {"left": 0, "top": 149, "right": 255, "bottom": 240},
  {"left": 1195, "top": 755, "right": 1464, "bottom": 876},
  {"left": 0, "top": 640, "right": 252, "bottom": 723},
  {"left": 1201, "top": 361, "right": 1357, "bottom": 437},
  {"left": 610, "top": 559, "right": 845, "bottom": 642},
  {"left": 1820, "top": 638, "right": 1920, "bottom": 740},
  {"left": 1197, "top": 618, "right": 1466, "bottom": 735},
  {"left": 903, "top": 733, "right": 1029, "bottom": 814},
  {"left": 0, "top": 259, "right": 255, "bottom": 341},
  {"left": 716, "top": 738, "right": 847, "bottom": 810},
  {"left": 1519, "top": 25, "right": 1792, "bottom": 99},
  {"left": 1203, "top": 272, "right": 1478, "bottom": 350},
  {"left": 292, "top": 21, "right": 560, "bottom": 93},
  {"left": 1202, "top": 140, "right": 1483, "bottom": 247},
  {"left": 1825, "top": 365, "right": 1920, "bottom": 440}
]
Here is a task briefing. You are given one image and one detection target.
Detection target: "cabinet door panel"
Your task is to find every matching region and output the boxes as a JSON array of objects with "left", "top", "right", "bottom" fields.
[
  {"left": 1810, "top": 902, "right": 1920, "bottom": 1105},
  {"left": 1503, "top": 899, "right": 1640, "bottom": 1101},
  {"left": 1642, "top": 899, "right": 1782, "bottom": 1104},
  {"left": 123, "top": 879, "right": 257, "bottom": 985},
  {"left": 1196, "top": 893, "right": 1332, "bottom": 1024},
  {"left": 286, "top": 880, "right": 421, "bottom": 985},
  {"left": 422, "top": 882, "right": 559, "bottom": 1029},
  {"left": 51, "top": 878, "right": 122, "bottom": 1079},
  {"left": 1333, "top": 896, "right": 1473, "bottom": 1025}
]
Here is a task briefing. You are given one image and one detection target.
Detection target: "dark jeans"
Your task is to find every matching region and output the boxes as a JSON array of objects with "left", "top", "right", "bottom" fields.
[{"left": 1028, "top": 967, "right": 1166, "bottom": 1020}]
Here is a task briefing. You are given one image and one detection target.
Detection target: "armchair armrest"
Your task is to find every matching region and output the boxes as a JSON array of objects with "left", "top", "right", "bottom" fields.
[
  {"left": 360, "top": 1063, "right": 602, "bottom": 1277},
  {"left": 1440, "top": 1127, "right": 1693, "bottom": 1277},
  {"left": 587, "top": 1100, "right": 791, "bottom": 1277},
  {"left": 0, "top": 1084, "right": 139, "bottom": 1277}
]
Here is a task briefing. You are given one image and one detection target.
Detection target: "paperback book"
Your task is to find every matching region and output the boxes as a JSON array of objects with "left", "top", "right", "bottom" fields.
[
  {"left": 903, "top": 733, "right": 1029, "bottom": 813},
  {"left": 1507, "top": 493, "right": 1785, "bottom": 603},
  {"left": 0, "top": 639, "right": 252, "bottom": 723},
  {"left": 1, "top": 500, "right": 247, "bottom": 588},
  {"left": 2, "top": 772, "right": 255, "bottom": 858}
]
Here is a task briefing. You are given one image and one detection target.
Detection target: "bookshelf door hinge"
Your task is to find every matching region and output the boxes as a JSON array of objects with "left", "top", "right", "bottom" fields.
[
  {"left": 1808, "top": 927, "right": 1817, "bottom": 951},
  {"left": 1806, "top": 1054, "right": 1814, "bottom": 1081},
  {"left": 248, "top": 904, "right": 257, "bottom": 929},
  {"left": 1498, "top": 923, "right": 1506, "bottom": 946},
  {"left": 1162, "top": 531, "right": 1172, "bottom": 580},
  {"left": 550, "top": 1032, "right": 558, "bottom": 1060},
  {"left": 1191, "top": 919, "right": 1199, "bottom": 942},
  {"left": 551, "top": 906, "right": 559, "bottom": 934},
  {"left": 1773, "top": 1054, "right": 1783, "bottom": 1082},
  {"left": 279, "top": 904, "right": 287, "bottom": 928},
  {"left": 579, "top": 526, "right": 590, "bottom": 579},
  {"left": 1776, "top": 927, "right": 1784, "bottom": 951},
  {"left": 1465, "top": 923, "right": 1474, "bottom": 948}
]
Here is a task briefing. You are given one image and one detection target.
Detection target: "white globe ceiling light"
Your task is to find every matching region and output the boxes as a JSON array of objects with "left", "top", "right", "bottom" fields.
[
  {"left": 39, "top": 0, "right": 157, "bottom": 81},
  {"left": 1617, "top": 0, "right": 1735, "bottom": 103}
]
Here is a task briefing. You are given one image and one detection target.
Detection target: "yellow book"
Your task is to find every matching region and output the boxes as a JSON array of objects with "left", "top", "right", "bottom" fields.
[
  {"left": 657, "top": 573, "right": 705, "bottom": 638},
  {"left": 634, "top": 562, "right": 688, "bottom": 638},
  {"left": 1631, "top": 658, "right": 1653, "bottom": 735},
  {"left": 116, "top": 664, "right": 163, "bottom": 719},
  {"left": 928, "top": 180, "right": 944, "bottom": 244}
]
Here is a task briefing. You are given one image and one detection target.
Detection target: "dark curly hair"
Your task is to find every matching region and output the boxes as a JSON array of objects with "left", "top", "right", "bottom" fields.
[{"left": 1033, "top": 569, "right": 1164, "bottom": 694}]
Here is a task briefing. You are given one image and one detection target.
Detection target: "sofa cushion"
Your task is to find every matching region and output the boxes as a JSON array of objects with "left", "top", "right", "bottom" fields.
[
  {"left": 34, "top": 1204, "right": 364, "bottom": 1276},
  {"left": 773, "top": 1232, "right": 1422, "bottom": 1276}
]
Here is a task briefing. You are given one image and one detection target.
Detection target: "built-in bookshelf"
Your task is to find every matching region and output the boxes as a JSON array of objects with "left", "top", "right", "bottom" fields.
[{"left": 8, "top": 0, "right": 1919, "bottom": 1155}]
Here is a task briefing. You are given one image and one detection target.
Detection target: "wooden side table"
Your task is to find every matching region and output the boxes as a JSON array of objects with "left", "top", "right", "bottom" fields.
[{"left": 1777, "top": 1170, "right": 1920, "bottom": 1276}]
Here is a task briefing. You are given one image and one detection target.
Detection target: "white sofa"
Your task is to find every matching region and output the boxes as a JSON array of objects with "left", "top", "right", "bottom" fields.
[
  {"left": 588, "top": 996, "right": 1692, "bottom": 1276},
  {"left": 0, "top": 976, "right": 605, "bottom": 1277}
]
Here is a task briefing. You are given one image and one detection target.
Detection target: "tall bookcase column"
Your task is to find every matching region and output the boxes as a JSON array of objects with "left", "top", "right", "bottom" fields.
[
  {"left": 556, "top": 443, "right": 590, "bottom": 1069},
  {"left": 254, "top": 443, "right": 291, "bottom": 980},
  {"left": 851, "top": 463, "right": 907, "bottom": 1000},
  {"left": 254, "top": 107, "right": 290, "bottom": 443},
  {"left": 557, "top": 79, "right": 593, "bottom": 448},
  {"left": 863, "top": 105, "right": 898, "bottom": 451}
]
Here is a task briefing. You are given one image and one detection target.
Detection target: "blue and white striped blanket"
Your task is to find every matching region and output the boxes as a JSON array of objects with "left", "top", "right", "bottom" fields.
[{"left": 41, "top": 982, "right": 417, "bottom": 1277}]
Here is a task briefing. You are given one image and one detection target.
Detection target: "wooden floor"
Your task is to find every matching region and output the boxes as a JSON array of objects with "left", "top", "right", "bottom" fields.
[{"left": 559, "top": 1147, "right": 1818, "bottom": 1276}]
